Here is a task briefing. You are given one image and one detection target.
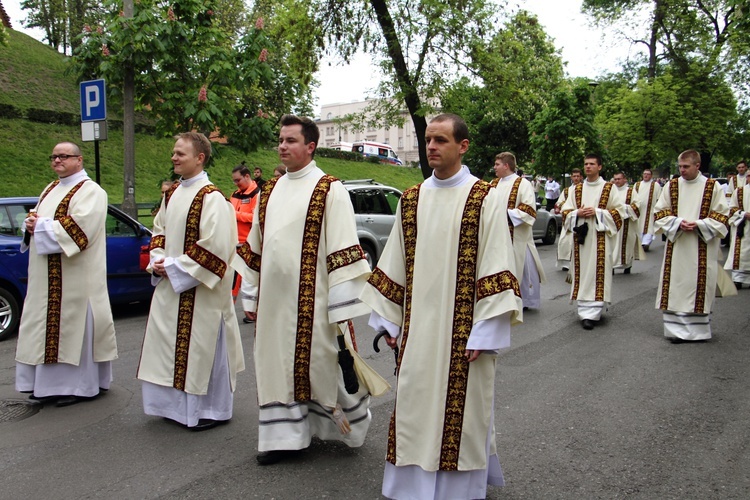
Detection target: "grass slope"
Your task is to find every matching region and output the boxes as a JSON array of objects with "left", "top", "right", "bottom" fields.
[{"left": 0, "top": 29, "right": 424, "bottom": 213}]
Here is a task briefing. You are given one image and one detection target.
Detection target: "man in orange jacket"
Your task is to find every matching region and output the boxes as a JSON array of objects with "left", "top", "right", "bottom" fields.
[{"left": 230, "top": 164, "right": 259, "bottom": 322}]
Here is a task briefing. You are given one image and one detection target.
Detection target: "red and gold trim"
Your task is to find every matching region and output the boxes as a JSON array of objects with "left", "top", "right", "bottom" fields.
[
  {"left": 173, "top": 184, "right": 221, "bottom": 390},
  {"left": 149, "top": 235, "right": 165, "bottom": 251},
  {"left": 476, "top": 270, "right": 521, "bottom": 301},
  {"left": 658, "top": 179, "right": 680, "bottom": 311},
  {"left": 571, "top": 183, "right": 584, "bottom": 300},
  {"left": 293, "top": 175, "right": 336, "bottom": 401},
  {"left": 163, "top": 182, "right": 179, "bottom": 208},
  {"left": 693, "top": 179, "right": 716, "bottom": 314},
  {"left": 236, "top": 241, "right": 261, "bottom": 272},
  {"left": 327, "top": 244, "right": 366, "bottom": 274},
  {"left": 732, "top": 188, "right": 745, "bottom": 269},
  {"left": 489, "top": 178, "right": 499, "bottom": 187},
  {"left": 516, "top": 203, "right": 537, "bottom": 219},
  {"left": 595, "top": 232, "right": 606, "bottom": 300},
  {"left": 708, "top": 211, "right": 729, "bottom": 229},
  {"left": 367, "top": 267, "right": 405, "bottom": 306},
  {"left": 44, "top": 179, "right": 88, "bottom": 363},
  {"left": 38, "top": 180, "right": 60, "bottom": 205},
  {"left": 644, "top": 181, "right": 656, "bottom": 233},
  {"left": 257, "top": 176, "right": 280, "bottom": 240},
  {"left": 186, "top": 243, "right": 226, "bottom": 279},
  {"left": 654, "top": 209, "right": 673, "bottom": 220},
  {"left": 58, "top": 215, "right": 88, "bottom": 251},
  {"left": 439, "top": 180, "right": 491, "bottom": 471}
]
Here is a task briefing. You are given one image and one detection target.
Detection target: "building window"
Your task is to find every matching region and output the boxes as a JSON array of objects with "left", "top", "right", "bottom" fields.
[{"left": 398, "top": 137, "right": 403, "bottom": 148}]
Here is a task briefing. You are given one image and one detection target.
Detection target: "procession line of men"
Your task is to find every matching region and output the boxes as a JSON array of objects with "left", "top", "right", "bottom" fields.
[{"left": 13, "top": 113, "right": 744, "bottom": 499}]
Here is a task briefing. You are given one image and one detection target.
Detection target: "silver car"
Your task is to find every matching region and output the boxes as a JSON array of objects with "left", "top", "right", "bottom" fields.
[{"left": 343, "top": 180, "right": 402, "bottom": 268}]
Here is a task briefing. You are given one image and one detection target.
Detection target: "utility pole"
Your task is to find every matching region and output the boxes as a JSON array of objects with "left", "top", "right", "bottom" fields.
[{"left": 121, "top": 0, "right": 137, "bottom": 218}]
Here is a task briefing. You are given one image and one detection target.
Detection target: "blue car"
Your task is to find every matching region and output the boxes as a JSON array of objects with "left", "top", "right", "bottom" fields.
[{"left": 0, "top": 197, "right": 153, "bottom": 341}]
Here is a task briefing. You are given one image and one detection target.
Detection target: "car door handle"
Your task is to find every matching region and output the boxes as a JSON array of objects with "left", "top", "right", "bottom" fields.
[
  {"left": 364, "top": 217, "right": 375, "bottom": 223},
  {"left": 0, "top": 248, "right": 19, "bottom": 255}
]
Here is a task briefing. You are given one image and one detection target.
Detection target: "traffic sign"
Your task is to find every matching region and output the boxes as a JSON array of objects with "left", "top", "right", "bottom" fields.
[{"left": 80, "top": 79, "right": 107, "bottom": 122}]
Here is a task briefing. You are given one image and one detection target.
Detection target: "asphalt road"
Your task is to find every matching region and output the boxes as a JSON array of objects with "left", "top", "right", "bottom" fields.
[{"left": 1, "top": 237, "right": 749, "bottom": 499}]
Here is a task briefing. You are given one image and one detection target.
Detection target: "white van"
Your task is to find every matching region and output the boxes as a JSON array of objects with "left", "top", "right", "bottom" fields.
[{"left": 351, "top": 141, "right": 403, "bottom": 166}]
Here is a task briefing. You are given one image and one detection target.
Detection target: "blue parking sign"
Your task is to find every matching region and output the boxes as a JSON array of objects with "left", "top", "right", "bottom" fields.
[{"left": 80, "top": 79, "right": 107, "bottom": 122}]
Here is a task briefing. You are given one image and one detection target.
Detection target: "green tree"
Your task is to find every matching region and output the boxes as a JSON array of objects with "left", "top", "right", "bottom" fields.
[
  {"left": 70, "top": 0, "right": 278, "bottom": 152},
  {"left": 316, "top": 0, "right": 499, "bottom": 178},
  {"left": 529, "top": 81, "right": 602, "bottom": 178},
  {"left": 21, "top": 0, "right": 105, "bottom": 54},
  {"left": 441, "top": 10, "right": 564, "bottom": 177}
]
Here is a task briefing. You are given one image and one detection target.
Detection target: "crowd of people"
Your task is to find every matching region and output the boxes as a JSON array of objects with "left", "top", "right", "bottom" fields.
[{"left": 12, "top": 112, "right": 749, "bottom": 499}]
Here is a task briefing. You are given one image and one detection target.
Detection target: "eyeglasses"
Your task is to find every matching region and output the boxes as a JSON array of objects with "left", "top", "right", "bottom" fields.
[{"left": 49, "top": 154, "right": 81, "bottom": 161}]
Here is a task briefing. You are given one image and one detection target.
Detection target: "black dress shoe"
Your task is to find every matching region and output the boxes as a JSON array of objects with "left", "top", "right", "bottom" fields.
[
  {"left": 581, "top": 319, "right": 595, "bottom": 330},
  {"left": 735, "top": 282, "right": 743, "bottom": 290},
  {"left": 624, "top": 267, "right": 631, "bottom": 274},
  {"left": 189, "top": 419, "right": 230, "bottom": 432},
  {"left": 256, "top": 450, "right": 296, "bottom": 466},
  {"left": 28, "top": 394, "right": 60, "bottom": 404},
  {"left": 56, "top": 394, "right": 100, "bottom": 407},
  {"left": 243, "top": 317, "right": 255, "bottom": 324}
]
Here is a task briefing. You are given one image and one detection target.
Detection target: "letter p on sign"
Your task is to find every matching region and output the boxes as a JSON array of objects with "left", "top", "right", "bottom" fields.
[{"left": 80, "top": 79, "right": 107, "bottom": 122}]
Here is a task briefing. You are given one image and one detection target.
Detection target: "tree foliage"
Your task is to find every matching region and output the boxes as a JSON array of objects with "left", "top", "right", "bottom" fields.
[
  {"left": 528, "top": 81, "right": 602, "bottom": 178},
  {"left": 70, "top": 0, "right": 284, "bottom": 152},
  {"left": 21, "top": 0, "right": 106, "bottom": 54},
  {"left": 315, "top": 0, "right": 500, "bottom": 178},
  {"left": 441, "top": 10, "right": 564, "bottom": 177}
]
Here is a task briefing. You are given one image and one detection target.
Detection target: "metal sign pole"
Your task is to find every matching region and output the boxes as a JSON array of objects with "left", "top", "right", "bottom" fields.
[{"left": 95, "top": 140, "right": 101, "bottom": 185}]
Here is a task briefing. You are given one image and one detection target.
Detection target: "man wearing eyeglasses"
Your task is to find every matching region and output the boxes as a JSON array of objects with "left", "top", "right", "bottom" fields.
[{"left": 15, "top": 142, "right": 117, "bottom": 407}]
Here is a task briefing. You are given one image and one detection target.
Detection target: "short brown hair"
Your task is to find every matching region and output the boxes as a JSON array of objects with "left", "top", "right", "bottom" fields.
[
  {"left": 678, "top": 149, "right": 700, "bottom": 165},
  {"left": 176, "top": 132, "right": 212, "bottom": 164},
  {"left": 495, "top": 152, "right": 517, "bottom": 172},
  {"left": 430, "top": 113, "right": 469, "bottom": 143},
  {"left": 571, "top": 168, "right": 582, "bottom": 175}
]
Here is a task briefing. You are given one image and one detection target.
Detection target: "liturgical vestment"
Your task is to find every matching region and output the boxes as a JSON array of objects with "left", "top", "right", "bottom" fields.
[
  {"left": 634, "top": 179, "right": 662, "bottom": 247},
  {"left": 232, "top": 161, "right": 373, "bottom": 452},
  {"left": 491, "top": 174, "right": 546, "bottom": 309},
  {"left": 561, "top": 178, "right": 624, "bottom": 320},
  {"left": 612, "top": 184, "right": 644, "bottom": 271},
  {"left": 360, "top": 166, "right": 523, "bottom": 500},
  {"left": 137, "top": 173, "right": 244, "bottom": 426},
  {"left": 654, "top": 175, "right": 729, "bottom": 340},
  {"left": 16, "top": 170, "right": 117, "bottom": 397},
  {"left": 725, "top": 184, "right": 750, "bottom": 285}
]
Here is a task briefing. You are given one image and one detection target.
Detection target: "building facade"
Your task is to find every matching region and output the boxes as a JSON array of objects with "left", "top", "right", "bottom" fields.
[{"left": 317, "top": 100, "right": 425, "bottom": 164}]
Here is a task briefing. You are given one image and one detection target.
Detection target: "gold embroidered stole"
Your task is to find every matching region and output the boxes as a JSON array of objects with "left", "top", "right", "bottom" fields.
[
  {"left": 733, "top": 188, "right": 745, "bottom": 269},
  {"left": 386, "top": 181, "right": 503, "bottom": 470},
  {"left": 172, "top": 185, "right": 221, "bottom": 390},
  {"left": 291, "top": 175, "right": 336, "bottom": 401},
  {"left": 43, "top": 180, "right": 88, "bottom": 363},
  {"left": 659, "top": 178, "right": 715, "bottom": 312}
]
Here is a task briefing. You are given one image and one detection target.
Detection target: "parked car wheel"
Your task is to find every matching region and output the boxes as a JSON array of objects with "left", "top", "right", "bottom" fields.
[
  {"left": 542, "top": 220, "right": 557, "bottom": 245},
  {"left": 0, "top": 287, "right": 20, "bottom": 341},
  {"left": 361, "top": 241, "right": 376, "bottom": 269}
]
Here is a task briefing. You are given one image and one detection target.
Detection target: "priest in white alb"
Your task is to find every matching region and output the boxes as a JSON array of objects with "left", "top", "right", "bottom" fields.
[
  {"left": 561, "top": 154, "right": 624, "bottom": 330},
  {"left": 556, "top": 168, "right": 582, "bottom": 271},
  {"left": 633, "top": 167, "right": 662, "bottom": 251},
  {"left": 611, "top": 172, "right": 644, "bottom": 274},
  {"left": 232, "top": 115, "right": 373, "bottom": 466},
  {"left": 360, "top": 114, "right": 523, "bottom": 500},
  {"left": 727, "top": 160, "right": 747, "bottom": 193},
  {"left": 654, "top": 149, "right": 730, "bottom": 342},
  {"left": 724, "top": 181, "right": 750, "bottom": 288},
  {"left": 137, "top": 132, "right": 244, "bottom": 431},
  {"left": 16, "top": 141, "right": 117, "bottom": 407},
  {"left": 491, "top": 151, "right": 546, "bottom": 309}
]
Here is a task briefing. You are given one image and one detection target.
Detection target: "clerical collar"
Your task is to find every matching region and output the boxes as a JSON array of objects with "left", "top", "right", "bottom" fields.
[
  {"left": 585, "top": 177, "right": 604, "bottom": 186},
  {"left": 426, "top": 165, "right": 476, "bottom": 188},
  {"left": 179, "top": 171, "right": 208, "bottom": 187},
  {"left": 683, "top": 173, "right": 704, "bottom": 184},
  {"left": 59, "top": 169, "right": 90, "bottom": 186},
  {"left": 498, "top": 173, "right": 519, "bottom": 183},
  {"left": 286, "top": 161, "right": 317, "bottom": 180}
]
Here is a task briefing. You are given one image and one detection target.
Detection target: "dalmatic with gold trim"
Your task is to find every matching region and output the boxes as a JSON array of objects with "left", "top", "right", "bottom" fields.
[
  {"left": 724, "top": 184, "right": 750, "bottom": 281},
  {"left": 634, "top": 180, "right": 662, "bottom": 238},
  {"left": 654, "top": 175, "right": 729, "bottom": 315},
  {"left": 16, "top": 173, "right": 116, "bottom": 367},
  {"left": 491, "top": 174, "right": 546, "bottom": 297},
  {"left": 557, "top": 184, "right": 578, "bottom": 266},
  {"left": 561, "top": 177, "right": 625, "bottom": 303},
  {"left": 612, "top": 184, "right": 644, "bottom": 269},
  {"left": 231, "top": 161, "right": 371, "bottom": 419},
  {"left": 360, "top": 176, "right": 522, "bottom": 474},
  {"left": 137, "top": 176, "right": 244, "bottom": 395}
]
